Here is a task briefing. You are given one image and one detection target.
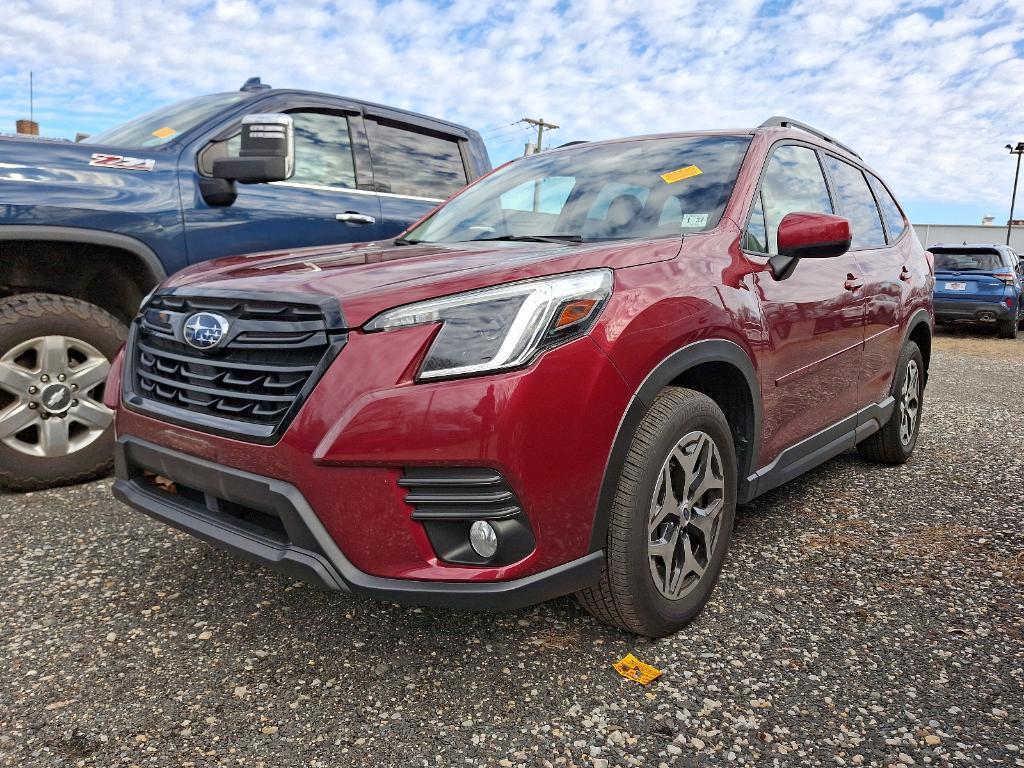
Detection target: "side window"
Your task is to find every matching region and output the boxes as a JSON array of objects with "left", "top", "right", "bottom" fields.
[
  {"left": 366, "top": 120, "right": 468, "bottom": 199},
  {"left": 822, "top": 156, "right": 886, "bottom": 249},
  {"left": 287, "top": 112, "right": 357, "bottom": 189},
  {"left": 753, "top": 144, "right": 834, "bottom": 254},
  {"left": 743, "top": 190, "right": 768, "bottom": 252},
  {"left": 867, "top": 173, "right": 907, "bottom": 243},
  {"left": 200, "top": 112, "right": 356, "bottom": 188}
]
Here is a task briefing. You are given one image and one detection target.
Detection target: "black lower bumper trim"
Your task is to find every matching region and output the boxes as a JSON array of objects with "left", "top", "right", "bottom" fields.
[
  {"left": 934, "top": 299, "right": 1012, "bottom": 321},
  {"left": 112, "top": 436, "right": 603, "bottom": 611}
]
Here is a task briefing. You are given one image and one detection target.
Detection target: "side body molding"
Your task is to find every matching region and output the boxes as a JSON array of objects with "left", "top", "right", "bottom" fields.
[{"left": 588, "top": 339, "right": 762, "bottom": 552}]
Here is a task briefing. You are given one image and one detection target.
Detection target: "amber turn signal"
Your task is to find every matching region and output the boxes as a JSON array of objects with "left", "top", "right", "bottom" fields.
[{"left": 554, "top": 299, "right": 598, "bottom": 329}]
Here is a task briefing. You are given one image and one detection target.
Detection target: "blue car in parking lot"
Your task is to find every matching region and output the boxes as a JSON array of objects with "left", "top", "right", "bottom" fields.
[{"left": 931, "top": 244, "right": 1024, "bottom": 339}]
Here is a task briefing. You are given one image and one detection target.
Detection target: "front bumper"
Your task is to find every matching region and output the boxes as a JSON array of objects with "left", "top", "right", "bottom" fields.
[
  {"left": 113, "top": 436, "right": 604, "bottom": 610},
  {"left": 933, "top": 298, "right": 1013, "bottom": 321}
]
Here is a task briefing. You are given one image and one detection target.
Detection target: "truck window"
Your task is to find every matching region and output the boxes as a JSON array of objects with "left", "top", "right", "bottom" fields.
[
  {"left": 366, "top": 119, "right": 468, "bottom": 199},
  {"left": 218, "top": 112, "right": 358, "bottom": 189}
]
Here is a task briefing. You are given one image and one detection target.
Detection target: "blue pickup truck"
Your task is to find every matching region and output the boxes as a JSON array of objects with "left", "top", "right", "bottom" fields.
[{"left": 0, "top": 78, "right": 490, "bottom": 491}]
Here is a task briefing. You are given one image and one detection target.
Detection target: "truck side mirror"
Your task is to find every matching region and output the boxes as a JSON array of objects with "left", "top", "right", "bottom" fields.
[{"left": 212, "top": 113, "right": 295, "bottom": 184}]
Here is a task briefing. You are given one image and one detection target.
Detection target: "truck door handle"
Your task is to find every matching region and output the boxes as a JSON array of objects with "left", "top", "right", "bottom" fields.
[
  {"left": 844, "top": 273, "right": 864, "bottom": 291},
  {"left": 900, "top": 266, "right": 912, "bottom": 281},
  {"left": 336, "top": 212, "right": 376, "bottom": 225}
]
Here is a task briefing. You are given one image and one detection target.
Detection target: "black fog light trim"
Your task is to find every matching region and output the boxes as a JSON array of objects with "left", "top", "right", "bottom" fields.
[{"left": 400, "top": 467, "right": 536, "bottom": 566}]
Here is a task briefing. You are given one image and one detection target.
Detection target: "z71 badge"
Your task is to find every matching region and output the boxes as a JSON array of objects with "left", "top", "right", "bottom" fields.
[{"left": 89, "top": 153, "right": 155, "bottom": 172}]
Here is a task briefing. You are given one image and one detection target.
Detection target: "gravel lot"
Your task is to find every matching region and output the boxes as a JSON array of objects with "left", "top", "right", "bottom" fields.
[{"left": 2, "top": 329, "right": 1022, "bottom": 768}]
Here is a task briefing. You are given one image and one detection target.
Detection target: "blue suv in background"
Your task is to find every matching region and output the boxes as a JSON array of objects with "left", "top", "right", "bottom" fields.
[
  {"left": 932, "top": 244, "right": 1024, "bottom": 339},
  {"left": 0, "top": 78, "right": 490, "bottom": 491}
]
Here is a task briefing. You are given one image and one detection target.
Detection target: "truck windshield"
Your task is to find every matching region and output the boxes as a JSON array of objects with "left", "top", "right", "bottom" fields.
[
  {"left": 84, "top": 92, "right": 251, "bottom": 148},
  {"left": 402, "top": 135, "right": 751, "bottom": 244}
]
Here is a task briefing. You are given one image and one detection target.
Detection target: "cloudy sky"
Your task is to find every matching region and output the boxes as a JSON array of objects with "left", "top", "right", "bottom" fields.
[{"left": 1, "top": 0, "right": 1023, "bottom": 225}]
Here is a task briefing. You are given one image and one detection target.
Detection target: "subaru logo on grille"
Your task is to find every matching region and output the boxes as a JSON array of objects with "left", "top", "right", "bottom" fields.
[{"left": 182, "top": 312, "right": 230, "bottom": 350}]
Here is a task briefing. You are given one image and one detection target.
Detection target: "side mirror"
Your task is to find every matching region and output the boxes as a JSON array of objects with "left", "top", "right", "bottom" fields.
[
  {"left": 770, "top": 212, "right": 852, "bottom": 280},
  {"left": 212, "top": 113, "right": 295, "bottom": 184}
]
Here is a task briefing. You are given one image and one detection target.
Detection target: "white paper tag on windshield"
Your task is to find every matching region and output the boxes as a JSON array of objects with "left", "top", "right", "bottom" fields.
[{"left": 681, "top": 213, "right": 709, "bottom": 228}]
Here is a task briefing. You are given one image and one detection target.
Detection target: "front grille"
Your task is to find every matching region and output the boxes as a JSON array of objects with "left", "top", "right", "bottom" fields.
[{"left": 127, "top": 293, "right": 343, "bottom": 440}]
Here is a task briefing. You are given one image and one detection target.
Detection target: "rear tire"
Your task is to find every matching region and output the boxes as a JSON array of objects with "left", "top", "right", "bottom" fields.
[
  {"left": 997, "top": 316, "right": 1018, "bottom": 339},
  {"left": 856, "top": 341, "right": 924, "bottom": 465},
  {"left": 577, "top": 387, "right": 736, "bottom": 637},
  {"left": 0, "top": 293, "right": 127, "bottom": 492}
]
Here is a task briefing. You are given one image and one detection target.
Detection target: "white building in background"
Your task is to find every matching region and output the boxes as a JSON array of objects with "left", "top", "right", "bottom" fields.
[{"left": 913, "top": 218, "right": 1023, "bottom": 250}]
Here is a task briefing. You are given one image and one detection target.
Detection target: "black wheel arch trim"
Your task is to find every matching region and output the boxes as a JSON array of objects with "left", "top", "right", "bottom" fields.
[
  {"left": 0, "top": 225, "right": 167, "bottom": 285},
  {"left": 587, "top": 338, "right": 762, "bottom": 552},
  {"left": 901, "top": 307, "right": 933, "bottom": 381}
]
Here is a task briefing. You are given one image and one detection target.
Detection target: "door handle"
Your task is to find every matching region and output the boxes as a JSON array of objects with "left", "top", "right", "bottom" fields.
[
  {"left": 844, "top": 273, "right": 864, "bottom": 291},
  {"left": 336, "top": 212, "right": 376, "bottom": 225},
  {"left": 899, "top": 266, "right": 912, "bottom": 281}
]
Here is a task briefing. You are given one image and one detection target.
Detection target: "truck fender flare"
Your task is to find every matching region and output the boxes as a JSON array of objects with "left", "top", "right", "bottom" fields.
[
  {"left": 0, "top": 225, "right": 167, "bottom": 283},
  {"left": 588, "top": 339, "right": 761, "bottom": 552}
]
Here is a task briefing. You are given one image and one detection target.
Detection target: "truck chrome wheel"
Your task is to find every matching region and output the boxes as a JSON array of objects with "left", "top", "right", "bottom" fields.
[
  {"left": 648, "top": 430, "right": 726, "bottom": 601},
  {"left": 0, "top": 335, "right": 113, "bottom": 458},
  {"left": 899, "top": 358, "right": 920, "bottom": 446}
]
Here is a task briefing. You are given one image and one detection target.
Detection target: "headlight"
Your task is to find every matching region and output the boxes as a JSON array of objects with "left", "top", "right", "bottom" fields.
[{"left": 364, "top": 269, "right": 613, "bottom": 380}]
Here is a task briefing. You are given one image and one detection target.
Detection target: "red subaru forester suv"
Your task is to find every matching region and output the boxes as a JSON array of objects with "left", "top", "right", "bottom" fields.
[{"left": 107, "top": 117, "right": 933, "bottom": 637}]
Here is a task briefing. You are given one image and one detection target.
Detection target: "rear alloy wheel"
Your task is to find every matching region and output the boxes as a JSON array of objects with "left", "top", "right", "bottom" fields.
[
  {"left": 577, "top": 387, "right": 736, "bottom": 637},
  {"left": 856, "top": 340, "right": 924, "bottom": 464},
  {"left": 0, "top": 294, "right": 127, "bottom": 491}
]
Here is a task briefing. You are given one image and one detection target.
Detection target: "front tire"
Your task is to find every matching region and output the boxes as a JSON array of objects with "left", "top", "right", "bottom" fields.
[
  {"left": 577, "top": 388, "right": 736, "bottom": 637},
  {"left": 0, "top": 293, "right": 127, "bottom": 492},
  {"left": 856, "top": 341, "right": 924, "bottom": 464}
]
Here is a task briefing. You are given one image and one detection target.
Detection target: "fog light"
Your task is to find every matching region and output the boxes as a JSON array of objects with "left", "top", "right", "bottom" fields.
[{"left": 469, "top": 520, "right": 498, "bottom": 558}]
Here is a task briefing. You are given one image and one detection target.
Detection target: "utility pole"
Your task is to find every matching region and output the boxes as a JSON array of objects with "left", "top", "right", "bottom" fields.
[
  {"left": 1006, "top": 141, "right": 1024, "bottom": 246},
  {"left": 519, "top": 117, "right": 559, "bottom": 155},
  {"left": 518, "top": 117, "right": 559, "bottom": 212},
  {"left": 29, "top": 72, "right": 33, "bottom": 124}
]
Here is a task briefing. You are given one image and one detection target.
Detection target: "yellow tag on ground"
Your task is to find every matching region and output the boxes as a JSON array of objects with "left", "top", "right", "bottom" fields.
[
  {"left": 613, "top": 653, "right": 663, "bottom": 685},
  {"left": 152, "top": 126, "right": 177, "bottom": 139},
  {"left": 661, "top": 165, "right": 702, "bottom": 184}
]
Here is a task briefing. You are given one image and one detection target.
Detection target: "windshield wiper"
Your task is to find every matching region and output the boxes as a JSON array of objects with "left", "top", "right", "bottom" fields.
[
  {"left": 393, "top": 237, "right": 420, "bottom": 245},
  {"left": 472, "top": 234, "right": 584, "bottom": 244}
]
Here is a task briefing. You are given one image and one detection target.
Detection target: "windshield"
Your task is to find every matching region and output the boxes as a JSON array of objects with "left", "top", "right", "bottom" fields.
[
  {"left": 84, "top": 92, "right": 252, "bottom": 148},
  {"left": 403, "top": 135, "right": 752, "bottom": 244},
  {"left": 933, "top": 250, "right": 1004, "bottom": 271}
]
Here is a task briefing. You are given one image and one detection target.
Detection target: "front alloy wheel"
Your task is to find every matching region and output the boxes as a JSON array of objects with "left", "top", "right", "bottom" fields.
[
  {"left": 577, "top": 387, "right": 736, "bottom": 637},
  {"left": 647, "top": 431, "right": 726, "bottom": 601},
  {"left": 0, "top": 293, "right": 127, "bottom": 492},
  {"left": 0, "top": 335, "right": 113, "bottom": 457}
]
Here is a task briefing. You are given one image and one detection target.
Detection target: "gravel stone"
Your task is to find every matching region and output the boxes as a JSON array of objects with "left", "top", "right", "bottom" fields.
[{"left": 1, "top": 330, "right": 1022, "bottom": 766}]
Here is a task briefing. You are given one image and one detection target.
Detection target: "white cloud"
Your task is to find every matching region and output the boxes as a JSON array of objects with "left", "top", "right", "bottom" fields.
[{"left": 0, "top": 0, "right": 1022, "bottom": 221}]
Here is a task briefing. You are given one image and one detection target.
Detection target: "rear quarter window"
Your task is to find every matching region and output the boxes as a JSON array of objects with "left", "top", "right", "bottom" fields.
[{"left": 867, "top": 173, "right": 907, "bottom": 243}]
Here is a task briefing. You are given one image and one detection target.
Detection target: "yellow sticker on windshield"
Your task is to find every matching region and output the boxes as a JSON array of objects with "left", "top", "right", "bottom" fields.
[
  {"left": 152, "top": 126, "right": 177, "bottom": 140},
  {"left": 661, "top": 165, "right": 702, "bottom": 184}
]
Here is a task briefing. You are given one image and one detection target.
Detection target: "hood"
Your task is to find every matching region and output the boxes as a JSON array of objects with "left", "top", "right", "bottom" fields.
[{"left": 161, "top": 237, "right": 682, "bottom": 328}]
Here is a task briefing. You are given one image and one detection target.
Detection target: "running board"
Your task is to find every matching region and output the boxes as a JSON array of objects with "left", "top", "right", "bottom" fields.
[{"left": 741, "top": 397, "right": 895, "bottom": 502}]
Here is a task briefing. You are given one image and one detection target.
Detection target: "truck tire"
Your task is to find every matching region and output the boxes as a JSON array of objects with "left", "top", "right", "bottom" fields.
[
  {"left": 0, "top": 293, "right": 127, "bottom": 492},
  {"left": 577, "top": 387, "right": 736, "bottom": 637}
]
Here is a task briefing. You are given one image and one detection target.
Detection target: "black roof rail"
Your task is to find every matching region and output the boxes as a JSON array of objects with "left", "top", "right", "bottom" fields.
[
  {"left": 557, "top": 140, "right": 588, "bottom": 148},
  {"left": 758, "top": 116, "right": 862, "bottom": 160}
]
